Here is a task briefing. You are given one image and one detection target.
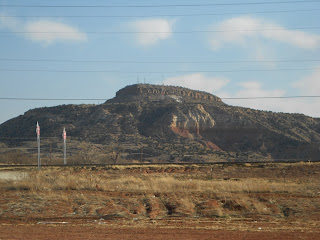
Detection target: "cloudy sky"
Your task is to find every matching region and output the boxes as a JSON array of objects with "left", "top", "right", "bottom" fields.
[{"left": 0, "top": 0, "right": 320, "bottom": 124}]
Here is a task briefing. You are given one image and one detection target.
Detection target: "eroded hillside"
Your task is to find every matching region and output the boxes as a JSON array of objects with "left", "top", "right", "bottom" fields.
[{"left": 1, "top": 84, "right": 320, "bottom": 163}]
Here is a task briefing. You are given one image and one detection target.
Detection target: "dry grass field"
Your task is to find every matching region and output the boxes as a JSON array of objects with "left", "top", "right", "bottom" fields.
[{"left": 0, "top": 162, "right": 320, "bottom": 239}]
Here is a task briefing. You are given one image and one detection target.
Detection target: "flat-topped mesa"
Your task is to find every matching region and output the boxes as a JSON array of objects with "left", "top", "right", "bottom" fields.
[{"left": 113, "top": 84, "right": 222, "bottom": 102}]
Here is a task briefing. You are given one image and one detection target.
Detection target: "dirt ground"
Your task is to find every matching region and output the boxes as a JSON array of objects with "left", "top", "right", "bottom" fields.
[
  {"left": 0, "top": 162, "right": 320, "bottom": 239},
  {"left": 1, "top": 219, "right": 319, "bottom": 240}
]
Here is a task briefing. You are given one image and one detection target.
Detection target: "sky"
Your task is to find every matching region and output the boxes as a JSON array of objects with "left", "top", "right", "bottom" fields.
[{"left": 0, "top": 0, "right": 320, "bottom": 124}]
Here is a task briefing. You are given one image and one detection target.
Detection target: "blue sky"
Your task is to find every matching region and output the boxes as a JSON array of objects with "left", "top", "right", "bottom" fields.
[{"left": 0, "top": 0, "right": 320, "bottom": 124}]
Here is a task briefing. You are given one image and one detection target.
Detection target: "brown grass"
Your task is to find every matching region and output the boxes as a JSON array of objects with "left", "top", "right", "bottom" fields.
[
  {"left": 1, "top": 168, "right": 319, "bottom": 196},
  {"left": 1, "top": 164, "right": 320, "bottom": 221}
]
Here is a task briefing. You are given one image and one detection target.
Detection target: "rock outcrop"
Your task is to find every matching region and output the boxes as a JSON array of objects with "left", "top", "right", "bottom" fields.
[
  {"left": 170, "top": 104, "right": 215, "bottom": 139},
  {"left": 113, "top": 84, "right": 221, "bottom": 102}
]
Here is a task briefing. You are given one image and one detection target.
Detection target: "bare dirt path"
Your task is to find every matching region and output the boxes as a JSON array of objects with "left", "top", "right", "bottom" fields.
[
  {"left": 1, "top": 218, "right": 319, "bottom": 240},
  {"left": 0, "top": 223, "right": 318, "bottom": 240}
]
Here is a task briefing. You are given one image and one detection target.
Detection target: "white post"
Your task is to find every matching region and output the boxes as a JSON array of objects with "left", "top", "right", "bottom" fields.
[
  {"left": 63, "top": 128, "right": 67, "bottom": 165},
  {"left": 36, "top": 122, "right": 41, "bottom": 169}
]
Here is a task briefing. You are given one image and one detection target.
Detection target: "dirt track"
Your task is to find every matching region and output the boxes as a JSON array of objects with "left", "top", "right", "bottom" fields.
[{"left": 1, "top": 222, "right": 319, "bottom": 240}]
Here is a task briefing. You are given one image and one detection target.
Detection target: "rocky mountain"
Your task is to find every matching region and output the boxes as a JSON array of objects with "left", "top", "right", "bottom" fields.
[{"left": 1, "top": 84, "right": 320, "bottom": 163}]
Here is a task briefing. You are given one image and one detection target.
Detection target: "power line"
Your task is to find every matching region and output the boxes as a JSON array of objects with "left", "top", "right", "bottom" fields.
[
  {"left": 0, "top": 147, "right": 59, "bottom": 150},
  {"left": 0, "top": 138, "right": 75, "bottom": 142},
  {"left": 1, "top": 96, "right": 320, "bottom": 101},
  {"left": 0, "top": 58, "right": 319, "bottom": 64},
  {"left": 0, "top": 67, "right": 319, "bottom": 73},
  {"left": 1, "top": 1, "right": 320, "bottom": 8},
  {"left": 2, "top": 9, "right": 320, "bottom": 18},
  {"left": 0, "top": 137, "right": 60, "bottom": 139},
  {"left": 1, "top": 26, "right": 319, "bottom": 35},
  {"left": 0, "top": 98, "right": 108, "bottom": 101},
  {"left": 223, "top": 96, "right": 320, "bottom": 99}
]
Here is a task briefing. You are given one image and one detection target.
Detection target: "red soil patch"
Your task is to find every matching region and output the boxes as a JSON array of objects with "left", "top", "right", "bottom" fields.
[{"left": 0, "top": 223, "right": 319, "bottom": 240}]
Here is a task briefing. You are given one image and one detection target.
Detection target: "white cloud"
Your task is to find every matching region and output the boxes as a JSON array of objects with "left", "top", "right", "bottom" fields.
[
  {"left": 285, "top": 99, "right": 320, "bottom": 118},
  {"left": 0, "top": 14, "right": 87, "bottom": 45},
  {"left": 163, "top": 73, "right": 230, "bottom": 92},
  {"left": 288, "top": 67, "right": 320, "bottom": 117},
  {"left": 236, "top": 81, "right": 285, "bottom": 98},
  {"left": 293, "top": 67, "right": 320, "bottom": 95},
  {"left": 131, "top": 19, "right": 173, "bottom": 46},
  {"left": 224, "top": 79, "right": 320, "bottom": 118},
  {"left": 209, "top": 16, "right": 320, "bottom": 50},
  {"left": 224, "top": 81, "right": 287, "bottom": 112},
  {"left": 24, "top": 20, "right": 87, "bottom": 45},
  {"left": 161, "top": 72, "right": 320, "bottom": 117}
]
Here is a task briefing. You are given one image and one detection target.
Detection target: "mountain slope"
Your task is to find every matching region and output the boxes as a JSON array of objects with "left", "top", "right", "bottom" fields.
[{"left": 1, "top": 84, "right": 320, "bottom": 163}]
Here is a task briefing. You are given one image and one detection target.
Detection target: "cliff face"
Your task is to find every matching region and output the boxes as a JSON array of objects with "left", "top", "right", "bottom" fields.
[
  {"left": 170, "top": 104, "right": 215, "bottom": 138},
  {"left": 1, "top": 84, "right": 320, "bottom": 162}
]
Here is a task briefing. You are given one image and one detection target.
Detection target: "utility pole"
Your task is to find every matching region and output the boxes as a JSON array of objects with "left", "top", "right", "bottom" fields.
[
  {"left": 36, "top": 122, "right": 41, "bottom": 170},
  {"left": 140, "top": 145, "right": 144, "bottom": 176},
  {"left": 63, "top": 128, "right": 67, "bottom": 165},
  {"left": 48, "top": 142, "right": 52, "bottom": 165},
  {"left": 140, "top": 146, "right": 144, "bottom": 163}
]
